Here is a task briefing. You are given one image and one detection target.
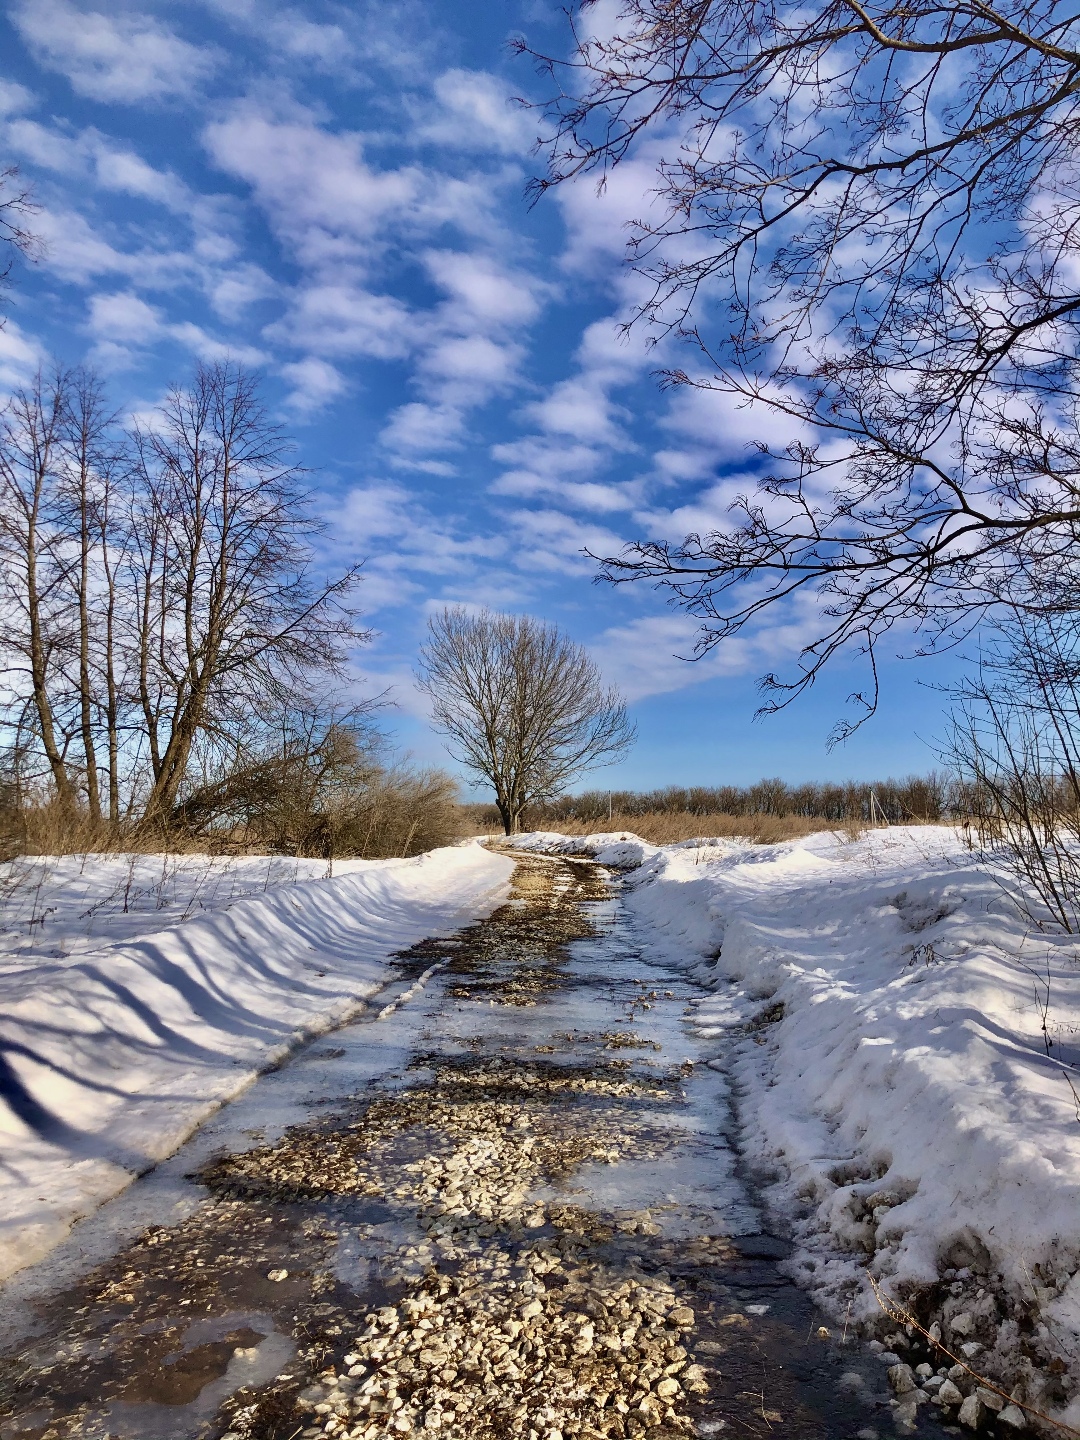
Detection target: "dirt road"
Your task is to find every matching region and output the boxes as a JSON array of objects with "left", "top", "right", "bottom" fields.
[{"left": 0, "top": 854, "right": 943, "bottom": 1440}]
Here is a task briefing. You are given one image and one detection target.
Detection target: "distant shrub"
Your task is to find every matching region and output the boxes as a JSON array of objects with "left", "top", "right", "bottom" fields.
[
  {"left": 460, "top": 771, "right": 959, "bottom": 845},
  {"left": 550, "top": 810, "right": 826, "bottom": 845},
  {"left": 2, "top": 724, "right": 466, "bottom": 861},
  {"left": 529, "top": 773, "right": 956, "bottom": 826}
]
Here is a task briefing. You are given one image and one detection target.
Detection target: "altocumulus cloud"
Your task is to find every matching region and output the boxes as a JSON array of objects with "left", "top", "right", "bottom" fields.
[{"left": 10, "top": 0, "right": 219, "bottom": 103}]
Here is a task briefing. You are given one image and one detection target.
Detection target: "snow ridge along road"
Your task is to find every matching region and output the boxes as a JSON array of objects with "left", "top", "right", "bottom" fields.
[
  {"left": 513, "top": 826, "right": 1080, "bottom": 1430},
  {"left": 0, "top": 842, "right": 515, "bottom": 1281}
]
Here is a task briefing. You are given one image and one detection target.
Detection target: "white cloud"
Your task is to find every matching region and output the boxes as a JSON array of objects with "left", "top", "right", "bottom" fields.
[
  {"left": 506, "top": 313, "right": 650, "bottom": 460},
  {"left": 202, "top": 102, "right": 545, "bottom": 464},
  {"left": 6, "top": 118, "right": 191, "bottom": 211},
  {"left": 195, "top": 0, "right": 359, "bottom": 71},
  {"left": 418, "top": 70, "right": 537, "bottom": 155},
  {"left": 371, "top": 249, "right": 547, "bottom": 453},
  {"left": 635, "top": 474, "right": 754, "bottom": 541},
  {"left": 492, "top": 436, "right": 602, "bottom": 476},
  {"left": 574, "top": 315, "right": 654, "bottom": 381},
  {"left": 591, "top": 614, "right": 746, "bottom": 701},
  {"left": 380, "top": 402, "right": 466, "bottom": 455},
  {"left": 3, "top": 119, "right": 82, "bottom": 174},
  {"left": 92, "top": 145, "right": 189, "bottom": 209},
  {"left": 266, "top": 11, "right": 352, "bottom": 64},
  {"left": 492, "top": 470, "right": 640, "bottom": 513},
  {"left": 87, "top": 290, "right": 162, "bottom": 343},
  {"left": 662, "top": 384, "right": 808, "bottom": 453},
  {"left": 0, "top": 80, "right": 34, "bottom": 117},
  {"left": 489, "top": 314, "right": 653, "bottom": 498},
  {"left": 419, "top": 333, "right": 523, "bottom": 390},
  {"left": 204, "top": 105, "right": 422, "bottom": 267},
  {"left": 280, "top": 356, "right": 346, "bottom": 414},
  {"left": 554, "top": 151, "right": 665, "bottom": 275},
  {"left": 33, "top": 206, "right": 196, "bottom": 287},
  {"left": 334, "top": 483, "right": 422, "bottom": 543},
  {"left": 503, "top": 507, "right": 626, "bottom": 575},
  {"left": 267, "top": 281, "right": 412, "bottom": 360},
  {"left": 168, "top": 321, "right": 267, "bottom": 365},
  {"left": 350, "top": 660, "right": 433, "bottom": 721},
  {"left": 208, "top": 263, "right": 276, "bottom": 320},
  {"left": 651, "top": 447, "right": 717, "bottom": 482},
  {"left": 490, "top": 433, "right": 640, "bottom": 510},
  {"left": 10, "top": 0, "right": 219, "bottom": 104},
  {"left": 592, "top": 599, "right": 827, "bottom": 701},
  {"left": 423, "top": 249, "right": 542, "bottom": 326},
  {"left": 0, "top": 320, "right": 45, "bottom": 393},
  {"left": 0, "top": 115, "right": 274, "bottom": 336},
  {"left": 522, "top": 378, "right": 631, "bottom": 445},
  {"left": 84, "top": 291, "right": 265, "bottom": 368},
  {"left": 320, "top": 481, "right": 510, "bottom": 611}
]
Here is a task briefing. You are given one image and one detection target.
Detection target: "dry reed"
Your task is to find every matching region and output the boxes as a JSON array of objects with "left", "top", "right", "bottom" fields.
[
  {"left": 3, "top": 791, "right": 468, "bottom": 862},
  {"left": 461, "top": 809, "right": 863, "bottom": 845}
]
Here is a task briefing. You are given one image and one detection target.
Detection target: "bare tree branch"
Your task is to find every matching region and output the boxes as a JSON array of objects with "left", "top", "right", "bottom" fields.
[{"left": 522, "top": 0, "right": 1080, "bottom": 725}]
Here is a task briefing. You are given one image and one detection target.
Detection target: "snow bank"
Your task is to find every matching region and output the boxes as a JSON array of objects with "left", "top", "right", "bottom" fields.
[
  {"left": 514, "top": 826, "right": 1080, "bottom": 1410},
  {"left": 0, "top": 842, "right": 513, "bottom": 1282},
  {"left": 0, "top": 851, "right": 379, "bottom": 965}
]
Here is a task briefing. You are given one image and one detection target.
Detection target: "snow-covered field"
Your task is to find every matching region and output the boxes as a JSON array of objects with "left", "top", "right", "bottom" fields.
[
  {"left": 0, "top": 843, "right": 514, "bottom": 1283},
  {"left": 513, "top": 826, "right": 1080, "bottom": 1421}
]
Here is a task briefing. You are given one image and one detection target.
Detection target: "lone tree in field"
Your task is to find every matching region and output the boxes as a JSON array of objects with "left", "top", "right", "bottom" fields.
[{"left": 417, "top": 608, "right": 635, "bottom": 835}]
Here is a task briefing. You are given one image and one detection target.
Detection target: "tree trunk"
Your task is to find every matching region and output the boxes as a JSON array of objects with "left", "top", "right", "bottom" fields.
[
  {"left": 101, "top": 528, "right": 120, "bottom": 825},
  {"left": 26, "top": 503, "right": 76, "bottom": 809},
  {"left": 77, "top": 470, "right": 101, "bottom": 825}
]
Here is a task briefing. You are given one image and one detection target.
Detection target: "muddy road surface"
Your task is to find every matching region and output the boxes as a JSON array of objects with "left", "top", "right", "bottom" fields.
[{"left": 0, "top": 854, "right": 947, "bottom": 1440}]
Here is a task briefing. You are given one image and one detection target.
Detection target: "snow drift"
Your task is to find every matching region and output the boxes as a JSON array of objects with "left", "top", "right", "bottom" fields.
[
  {"left": 0, "top": 842, "right": 513, "bottom": 1282},
  {"left": 514, "top": 826, "right": 1080, "bottom": 1417}
]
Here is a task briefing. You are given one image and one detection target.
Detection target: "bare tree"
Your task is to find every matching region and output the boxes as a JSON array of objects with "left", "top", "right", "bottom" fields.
[
  {"left": 0, "top": 361, "right": 368, "bottom": 836},
  {"left": 92, "top": 428, "right": 131, "bottom": 825},
  {"left": 0, "top": 369, "right": 78, "bottom": 809},
  {"left": 417, "top": 607, "right": 635, "bottom": 834},
  {"left": 56, "top": 369, "right": 121, "bottom": 825},
  {"left": 947, "top": 613, "right": 1080, "bottom": 935},
  {"left": 128, "top": 362, "right": 366, "bottom": 826},
  {"left": 522, "top": 0, "right": 1080, "bottom": 733}
]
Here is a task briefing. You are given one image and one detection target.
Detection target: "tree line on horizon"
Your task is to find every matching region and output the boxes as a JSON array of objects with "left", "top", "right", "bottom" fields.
[{"left": 520, "top": 775, "right": 955, "bottom": 826}]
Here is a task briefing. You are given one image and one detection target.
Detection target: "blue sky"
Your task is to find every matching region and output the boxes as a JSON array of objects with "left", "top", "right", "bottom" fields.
[{"left": 0, "top": 0, "right": 962, "bottom": 792}]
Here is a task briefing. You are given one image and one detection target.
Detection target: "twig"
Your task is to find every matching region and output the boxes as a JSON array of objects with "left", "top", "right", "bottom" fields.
[{"left": 867, "top": 1273, "right": 1080, "bottom": 1436}]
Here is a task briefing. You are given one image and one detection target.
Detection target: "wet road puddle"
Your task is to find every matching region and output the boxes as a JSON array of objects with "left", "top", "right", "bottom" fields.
[{"left": 0, "top": 854, "right": 954, "bottom": 1440}]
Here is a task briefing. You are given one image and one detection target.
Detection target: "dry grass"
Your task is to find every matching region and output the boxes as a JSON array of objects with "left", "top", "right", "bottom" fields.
[
  {"left": 460, "top": 808, "right": 869, "bottom": 845},
  {"left": 0, "top": 802, "right": 198, "bottom": 863},
  {"left": 547, "top": 810, "right": 840, "bottom": 845},
  {"left": 2, "top": 791, "right": 469, "bottom": 863}
]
